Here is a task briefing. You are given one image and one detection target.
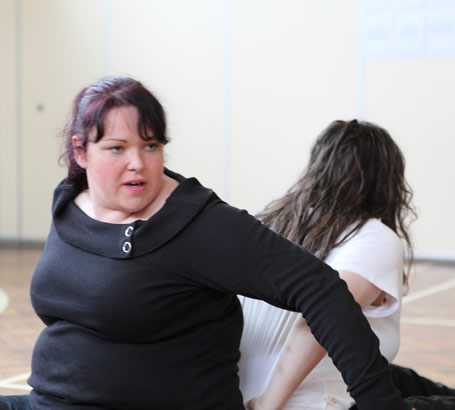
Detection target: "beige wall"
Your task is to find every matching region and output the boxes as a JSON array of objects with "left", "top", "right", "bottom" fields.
[
  {"left": 1, "top": 0, "right": 454, "bottom": 260},
  {"left": 0, "top": 0, "right": 18, "bottom": 238},
  {"left": 364, "top": 57, "right": 455, "bottom": 260}
]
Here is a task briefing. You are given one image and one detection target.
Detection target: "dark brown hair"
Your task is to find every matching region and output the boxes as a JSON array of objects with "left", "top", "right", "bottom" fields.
[
  {"left": 61, "top": 76, "right": 168, "bottom": 190},
  {"left": 257, "top": 119, "right": 416, "bottom": 285}
]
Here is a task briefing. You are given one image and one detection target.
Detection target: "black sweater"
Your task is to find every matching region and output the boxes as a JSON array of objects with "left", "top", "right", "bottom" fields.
[{"left": 29, "top": 169, "right": 408, "bottom": 409}]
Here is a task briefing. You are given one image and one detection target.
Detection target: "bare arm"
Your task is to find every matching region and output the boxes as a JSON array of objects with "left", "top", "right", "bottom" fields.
[
  {"left": 245, "top": 317, "right": 326, "bottom": 410},
  {"left": 246, "top": 270, "right": 385, "bottom": 410}
]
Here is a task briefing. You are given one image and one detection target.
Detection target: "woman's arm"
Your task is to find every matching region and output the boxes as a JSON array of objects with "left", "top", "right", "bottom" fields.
[
  {"left": 245, "top": 317, "right": 326, "bottom": 410},
  {"left": 190, "top": 203, "right": 408, "bottom": 409},
  {"left": 246, "top": 270, "right": 384, "bottom": 410}
]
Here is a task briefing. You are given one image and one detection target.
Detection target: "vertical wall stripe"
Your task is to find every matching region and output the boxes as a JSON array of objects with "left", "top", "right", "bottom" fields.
[
  {"left": 15, "top": 0, "right": 23, "bottom": 241},
  {"left": 223, "top": 0, "right": 233, "bottom": 202},
  {"left": 103, "top": 0, "right": 112, "bottom": 76},
  {"left": 356, "top": 1, "right": 365, "bottom": 121}
]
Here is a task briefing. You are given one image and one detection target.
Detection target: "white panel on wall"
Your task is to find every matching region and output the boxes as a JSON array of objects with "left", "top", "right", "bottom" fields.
[
  {"left": 364, "top": 57, "right": 455, "bottom": 258},
  {"left": 0, "top": 0, "right": 18, "bottom": 239},
  {"left": 230, "top": 0, "right": 358, "bottom": 214},
  {"left": 20, "top": 0, "right": 105, "bottom": 240},
  {"left": 110, "top": 0, "right": 226, "bottom": 196}
]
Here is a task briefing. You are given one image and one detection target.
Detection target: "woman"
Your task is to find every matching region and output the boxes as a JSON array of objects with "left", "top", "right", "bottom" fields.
[
  {"left": 0, "top": 79, "right": 412, "bottom": 410},
  {"left": 239, "top": 120, "right": 453, "bottom": 409}
]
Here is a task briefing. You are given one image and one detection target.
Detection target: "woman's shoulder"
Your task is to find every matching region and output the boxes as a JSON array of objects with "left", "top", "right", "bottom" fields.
[
  {"left": 326, "top": 218, "right": 404, "bottom": 271},
  {"left": 349, "top": 218, "right": 402, "bottom": 247}
]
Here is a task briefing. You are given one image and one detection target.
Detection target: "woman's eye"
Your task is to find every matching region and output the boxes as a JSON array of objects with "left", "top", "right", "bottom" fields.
[
  {"left": 109, "top": 146, "right": 123, "bottom": 153},
  {"left": 146, "top": 143, "right": 158, "bottom": 151}
]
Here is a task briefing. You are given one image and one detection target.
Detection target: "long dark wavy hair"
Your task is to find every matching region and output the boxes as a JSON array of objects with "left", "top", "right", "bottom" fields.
[
  {"left": 257, "top": 119, "right": 416, "bottom": 286},
  {"left": 60, "top": 76, "right": 168, "bottom": 191}
]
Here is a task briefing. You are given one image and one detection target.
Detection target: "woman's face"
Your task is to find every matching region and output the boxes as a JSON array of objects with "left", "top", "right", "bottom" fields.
[{"left": 73, "top": 105, "right": 165, "bottom": 220}]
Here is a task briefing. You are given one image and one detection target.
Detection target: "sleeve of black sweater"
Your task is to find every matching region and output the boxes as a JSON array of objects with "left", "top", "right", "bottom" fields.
[{"left": 190, "top": 200, "right": 410, "bottom": 410}]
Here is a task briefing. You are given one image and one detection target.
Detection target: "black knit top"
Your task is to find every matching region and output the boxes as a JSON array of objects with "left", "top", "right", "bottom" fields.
[{"left": 29, "top": 169, "right": 408, "bottom": 410}]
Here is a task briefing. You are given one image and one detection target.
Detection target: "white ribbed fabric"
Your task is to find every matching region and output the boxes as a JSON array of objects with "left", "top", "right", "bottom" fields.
[{"left": 239, "top": 219, "right": 404, "bottom": 409}]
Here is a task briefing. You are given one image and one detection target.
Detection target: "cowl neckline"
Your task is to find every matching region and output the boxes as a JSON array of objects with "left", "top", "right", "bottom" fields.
[{"left": 51, "top": 169, "right": 214, "bottom": 258}]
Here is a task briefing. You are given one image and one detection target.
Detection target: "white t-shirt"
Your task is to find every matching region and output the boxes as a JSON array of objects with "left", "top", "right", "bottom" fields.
[{"left": 238, "top": 219, "right": 404, "bottom": 410}]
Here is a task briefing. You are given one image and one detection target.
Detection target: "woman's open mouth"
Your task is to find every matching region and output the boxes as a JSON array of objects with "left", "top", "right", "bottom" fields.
[{"left": 124, "top": 181, "right": 147, "bottom": 191}]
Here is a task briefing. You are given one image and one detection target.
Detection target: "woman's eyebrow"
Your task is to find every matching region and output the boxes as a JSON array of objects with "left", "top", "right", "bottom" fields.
[{"left": 100, "top": 137, "right": 127, "bottom": 142}]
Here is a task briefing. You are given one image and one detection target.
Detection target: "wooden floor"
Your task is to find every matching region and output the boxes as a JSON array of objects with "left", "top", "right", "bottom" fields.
[{"left": 0, "top": 247, "right": 454, "bottom": 396}]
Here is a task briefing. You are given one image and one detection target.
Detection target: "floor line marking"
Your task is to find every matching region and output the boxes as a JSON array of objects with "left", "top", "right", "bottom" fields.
[
  {"left": 0, "top": 372, "right": 30, "bottom": 384},
  {"left": 0, "top": 382, "right": 31, "bottom": 391},
  {"left": 0, "top": 288, "right": 9, "bottom": 314},
  {"left": 401, "top": 317, "right": 455, "bottom": 327},
  {"left": 403, "top": 279, "right": 455, "bottom": 304}
]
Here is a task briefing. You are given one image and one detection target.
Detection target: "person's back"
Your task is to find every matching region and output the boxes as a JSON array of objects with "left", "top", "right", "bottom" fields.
[{"left": 239, "top": 218, "right": 404, "bottom": 409}]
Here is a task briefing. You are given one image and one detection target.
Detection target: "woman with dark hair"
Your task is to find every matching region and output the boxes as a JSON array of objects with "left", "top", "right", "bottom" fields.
[
  {"left": 0, "top": 81, "right": 414, "bottom": 410},
  {"left": 239, "top": 120, "right": 454, "bottom": 409}
]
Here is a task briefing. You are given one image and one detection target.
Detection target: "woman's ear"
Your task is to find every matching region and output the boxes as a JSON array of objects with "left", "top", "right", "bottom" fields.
[{"left": 72, "top": 136, "right": 87, "bottom": 169}]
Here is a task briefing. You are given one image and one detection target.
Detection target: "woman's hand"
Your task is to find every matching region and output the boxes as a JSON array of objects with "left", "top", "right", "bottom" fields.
[
  {"left": 244, "top": 396, "right": 282, "bottom": 410},
  {"left": 244, "top": 397, "right": 259, "bottom": 410}
]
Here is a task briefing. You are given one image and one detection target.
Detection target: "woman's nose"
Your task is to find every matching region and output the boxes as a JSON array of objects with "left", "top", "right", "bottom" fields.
[{"left": 127, "top": 150, "right": 145, "bottom": 171}]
